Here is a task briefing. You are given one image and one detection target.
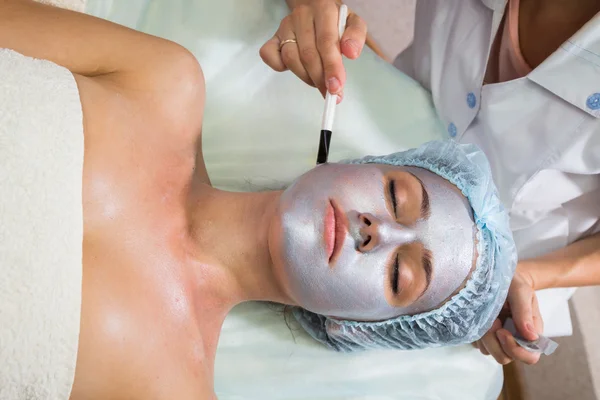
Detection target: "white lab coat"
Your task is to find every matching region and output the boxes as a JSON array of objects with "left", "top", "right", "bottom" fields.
[{"left": 395, "top": 0, "right": 600, "bottom": 336}]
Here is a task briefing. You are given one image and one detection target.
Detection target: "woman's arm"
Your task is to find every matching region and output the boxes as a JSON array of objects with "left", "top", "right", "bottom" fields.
[
  {"left": 0, "top": 0, "right": 205, "bottom": 137},
  {"left": 523, "top": 232, "right": 600, "bottom": 290},
  {"left": 0, "top": 0, "right": 197, "bottom": 90}
]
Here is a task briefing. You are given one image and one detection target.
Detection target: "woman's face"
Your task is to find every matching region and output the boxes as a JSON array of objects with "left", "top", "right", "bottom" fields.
[{"left": 269, "top": 163, "right": 476, "bottom": 321}]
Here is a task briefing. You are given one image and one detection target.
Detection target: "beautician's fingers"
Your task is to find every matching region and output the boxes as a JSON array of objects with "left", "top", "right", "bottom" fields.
[
  {"left": 496, "top": 329, "right": 541, "bottom": 365},
  {"left": 507, "top": 268, "right": 543, "bottom": 341},
  {"left": 314, "top": 1, "right": 346, "bottom": 95},
  {"left": 532, "top": 294, "right": 544, "bottom": 333},
  {"left": 480, "top": 319, "right": 513, "bottom": 365},
  {"left": 340, "top": 12, "right": 367, "bottom": 60},
  {"left": 473, "top": 339, "right": 490, "bottom": 356},
  {"left": 280, "top": 38, "right": 315, "bottom": 87},
  {"left": 260, "top": 36, "right": 287, "bottom": 72},
  {"left": 272, "top": 16, "right": 315, "bottom": 87},
  {"left": 481, "top": 343, "right": 490, "bottom": 356},
  {"left": 293, "top": 5, "right": 327, "bottom": 95},
  {"left": 260, "top": 16, "right": 308, "bottom": 77},
  {"left": 261, "top": 1, "right": 364, "bottom": 100},
  {"left": 482, "top": 337, "right": 512, "bottom": 365}
]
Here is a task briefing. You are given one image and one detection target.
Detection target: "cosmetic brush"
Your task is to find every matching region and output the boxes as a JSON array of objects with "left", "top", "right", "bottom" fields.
[{"left": 316, "top": 4, "right": 348, "bottom": 164}]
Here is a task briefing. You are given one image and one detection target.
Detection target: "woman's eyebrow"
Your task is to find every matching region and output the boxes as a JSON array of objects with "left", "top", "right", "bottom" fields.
[
  {"left": 418, "top": 249, "right": 433, "bottom": 300},
  {"left": 408, "top": 173, "right": 431, "bottom": 220}
]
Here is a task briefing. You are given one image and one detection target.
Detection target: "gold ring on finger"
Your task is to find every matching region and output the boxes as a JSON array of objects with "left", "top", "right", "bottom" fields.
[{"left": 279, "top": 39, "right": 298, "bottom": 51}]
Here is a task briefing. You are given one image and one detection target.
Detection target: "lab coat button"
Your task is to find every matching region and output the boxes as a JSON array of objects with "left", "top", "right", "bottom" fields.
[
  {"left": 467, "top": 92, "right": 477, "bottom": 109},
  {"left": 448, "top": 123, "right": 457, "bottom": 137},
  {"left": 586, "top": 93, "right": 600, "bottom": 110}
]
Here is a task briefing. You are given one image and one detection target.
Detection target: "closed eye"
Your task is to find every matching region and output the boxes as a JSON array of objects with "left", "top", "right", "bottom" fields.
[
  {"left": 391, "top": 253, "right": 400, "bottom": 295},
  {"left": 388, "top": 179, "right": 398, "bottom": 219}
]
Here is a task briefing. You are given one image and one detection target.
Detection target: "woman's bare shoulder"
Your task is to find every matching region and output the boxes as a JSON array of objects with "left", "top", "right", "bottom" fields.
[{"left": 74, "top": 44, "right": 205, "bottom": 144}]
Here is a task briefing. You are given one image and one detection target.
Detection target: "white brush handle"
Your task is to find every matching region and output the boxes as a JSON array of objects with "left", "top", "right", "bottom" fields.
[{"left": 321, "top": 4, "right": 348, "bottom": 131}]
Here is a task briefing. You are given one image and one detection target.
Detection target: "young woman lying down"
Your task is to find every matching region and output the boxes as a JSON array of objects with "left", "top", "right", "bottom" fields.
[{"left": 0, "top": 1, "right": 516, "bottom": 399}]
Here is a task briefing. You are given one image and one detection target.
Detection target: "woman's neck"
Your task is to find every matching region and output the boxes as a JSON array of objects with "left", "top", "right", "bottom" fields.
[
  {"left": 185, "top": 184, "right": 292, "bottom": 308},
  {"left": 519, "top": 0, "right": 600, "bottom": 68},
  {"left": 524, "top": 0, "right": 600, "bottom": 23}
]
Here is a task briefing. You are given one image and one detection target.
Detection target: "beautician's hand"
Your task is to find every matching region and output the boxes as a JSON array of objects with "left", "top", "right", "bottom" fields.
[
  {"left": 260, "top": 0, "right": 367, "bottom": 100},
  {"left": 473, "top": 262, "right": 543, "bottom": 365}
]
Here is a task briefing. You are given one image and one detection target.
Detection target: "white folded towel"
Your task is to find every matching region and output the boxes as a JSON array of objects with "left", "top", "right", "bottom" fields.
[
  {"left": 36, "top": 0, "right": 86, "bottom": 12},
  {"left": 0, "top": 48, "right": 84, "bottom": 400}
]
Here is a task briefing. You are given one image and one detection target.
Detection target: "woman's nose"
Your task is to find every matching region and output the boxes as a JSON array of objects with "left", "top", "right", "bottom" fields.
[
  {"left": 357, "top": 212, "right": 381, "bottom": 252},
  {"left": 357, "top": 212, "right": 416, "bottom": 253}
]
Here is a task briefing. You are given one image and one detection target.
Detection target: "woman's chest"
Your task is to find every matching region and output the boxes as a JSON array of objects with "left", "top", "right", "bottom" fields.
[
  {"left": 74, "top": 187, "right": 222, "bottom": 399},
  {"left": 75, "top": 231, "right": 218, "bottom": 399},
  {"left": 72, "top": 77, "right": 217, "bottom": 398}
]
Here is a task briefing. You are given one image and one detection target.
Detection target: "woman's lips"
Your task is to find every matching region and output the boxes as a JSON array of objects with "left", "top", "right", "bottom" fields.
[
  {"left": 324, "top": 201, "right": 336, "bottom": 261},
  {"left": 328, "top": 199, "right": 347, "bottom": 265}
]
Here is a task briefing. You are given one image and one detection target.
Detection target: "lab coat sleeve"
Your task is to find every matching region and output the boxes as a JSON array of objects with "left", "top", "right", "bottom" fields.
[
  {"left": 391, "top": 0, "right": 434, "bottom": 92},
  {"left": 393, "top": 44, "right": 416, "bottom": 82}
]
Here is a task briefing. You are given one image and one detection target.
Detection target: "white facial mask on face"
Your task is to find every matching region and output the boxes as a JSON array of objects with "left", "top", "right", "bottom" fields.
[
  {"left": 398, "top": 166, "right": 475, "bottom": 315},
  {"left": 276, "top": 163, "right": 475, "bottom": 321}
]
